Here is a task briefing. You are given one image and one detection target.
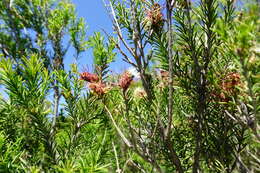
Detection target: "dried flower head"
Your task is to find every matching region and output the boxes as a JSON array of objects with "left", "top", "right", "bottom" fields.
[
  {"left": 221, "top": 72, "right": 241, "bottom": 92},
  {"left": 119, "top": 71, "right": 134, "bottom": 92},
  {"left": 158, "top": 69, "right": 169, "bottom": 88},
  {"left": 211, "top": 72, "right": 242, "bottom": 103},
  {"left": 144, "top": 3, "right": 164, "bottom": 33},
  {"left": 80, "top": 72, "right": 99, "bottom": 83},
  {"left": 160, "top": 70, "right": 169, "bottom": 80},
  {"left": 133, "top": 87, "right": 147, "bottom": 98},
  {"left": 88, "top": 82, "right": 109, "bottom": 96}
]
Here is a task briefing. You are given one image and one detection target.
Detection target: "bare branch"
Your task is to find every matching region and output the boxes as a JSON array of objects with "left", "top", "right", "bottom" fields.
[
  {"left": 165, "top": 0, "right": 174, "bottom": 140},
  {"left": 101, "top": 28, "right": 137, "bottom": 68},
  {"left": 108, "top": 0, "right": 136, "bottom": 58}
]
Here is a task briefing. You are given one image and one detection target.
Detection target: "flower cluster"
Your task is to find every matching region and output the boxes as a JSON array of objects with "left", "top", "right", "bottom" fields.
[
  {"left": 118, "top": 71, "right": 134, "bottom": 92},
  {"left": 88, "top": 82, "right": 109, "bottom": 96},
  {"left": 80, "top": 71, "right": 108, "bottom": 96},
  {"left": 158, "top": 69, "right": 169, "bottom": 88},
  {"left": 220, "top": 72, "right": 241, "bottom": 92},
  {"left": 160, "top": 70, "right": 169, "bottom": 81},
  {"left": 80, "top": 70, "right": 135, "bottom": 95},
  {"left": 211, "top": 72, "right": 242, "bottom": 102},
  {"left": 80, "top": 72, "right": 99, "bottom": 83},
  {"left": 144, "top": 3, "right": 164, "bottom": 33}
]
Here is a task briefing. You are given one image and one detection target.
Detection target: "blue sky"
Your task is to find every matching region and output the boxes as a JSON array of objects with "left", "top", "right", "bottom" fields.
[{"left": 65, "top": 0, "right": 129, "bottom": 74}]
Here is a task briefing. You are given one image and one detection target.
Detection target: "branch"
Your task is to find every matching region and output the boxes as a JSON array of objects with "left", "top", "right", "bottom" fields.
[
  {"left": 107, "top": 0, "right": 136, "bottom": 58},
  {"left": 104, "top": 105, "right": 132, "bottom": 148},
  {"left": 165, "top": 0, "right": 175, "bottom": 140},
  {"left": 101, "top": 28, "right": 137, "bottom": 68}
]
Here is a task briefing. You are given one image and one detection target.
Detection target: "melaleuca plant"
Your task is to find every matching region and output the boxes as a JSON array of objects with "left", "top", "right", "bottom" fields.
[
  {"left": 169, "top": 0, "right": 254, "bottom": 171},
  {"left": 54, "top": 65, "right": 110, "bottom": 171},
  {"left": 102, "top": 0, "right": 259, "bottom": 172},
  {"left": 0, "top": 0, "right": 259, "bottom": 172},
  {"left": 0, "top": 132, "right": 24, "bottom": 172},
  {"left": 215, "top": 1, "right": 260, "bottom": 172},
  {"left": 53, "top": 30, "right": 118, "bottom": 171}
]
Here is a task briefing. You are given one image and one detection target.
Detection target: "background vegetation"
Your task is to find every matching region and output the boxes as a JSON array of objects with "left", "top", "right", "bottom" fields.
[{"left": 0, "top": 0, "right": 259, "bottom": 172}]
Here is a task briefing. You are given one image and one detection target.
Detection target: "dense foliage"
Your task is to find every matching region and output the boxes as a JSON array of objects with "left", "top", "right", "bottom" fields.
[{"left": 0, "top": 0, "right": 259, "bottom": 172}]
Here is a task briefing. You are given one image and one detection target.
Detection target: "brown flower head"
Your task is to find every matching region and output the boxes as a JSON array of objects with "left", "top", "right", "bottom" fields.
[
  {"left": 160, "top": 70, "right": 169, "bottom": 80},
  {"left": 221, "top": 72, "right": 241, "bottom": 92},
  {"left": 145, "top": 3, "right": 164, "bottom": 32},
  {"left": 119, "top": 71, "right": 134, "bottom": 92},
  {"left": 88, "top": 82, "right": 108, "bottom": 96},
  {"left": 80, "top": 72, "right": 99, "bottom": 83},
  {"left": 157, "top": 69, "right": 169, "bottom": 88},
  {"left": 211, "top": 72, "right": 242, "bottom": 103},
  {"left": 133, "top": 87, "right": 147, "bottom": 98}
]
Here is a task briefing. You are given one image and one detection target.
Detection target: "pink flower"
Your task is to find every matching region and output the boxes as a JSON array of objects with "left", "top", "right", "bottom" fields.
[
  {"left": 88, "top": 82, "right": 107, "bottom": 96},
  {"left": 80, "top": 72, "right": 99, "bottom": 83},
  {"left": 119, "top": 72, "right": 134, "bottom": 92}
]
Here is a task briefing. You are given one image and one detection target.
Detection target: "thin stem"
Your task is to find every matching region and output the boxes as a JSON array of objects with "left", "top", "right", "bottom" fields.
[
  {"left": 112, "top": 141, "right": 121, "bottom": 173},
  {"left": 108, "top": 0, "right": 136, "bottom": 58},
  {"left": 164, "top": 2, "right": 184, "bottom": 172},
  {"left": 52, "top": 83, "right": 60, "bottom": 128},
  {"left": 104, "top": 105, "right": 132, "bottom": 148},
  {"left": 165, "top": 0, "right": 174, "bottom": 140}
]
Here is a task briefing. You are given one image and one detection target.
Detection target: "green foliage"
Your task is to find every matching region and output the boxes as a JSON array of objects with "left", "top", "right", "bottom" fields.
[
  {"left": 88, "top": 32, "right": 116, "bottom": 80},
  {"left": 0, "top": 133, "right": 24, "bottom": 172},
  {"left": 70, "top": 18, "right": 88, "bottom": 57},
  {"left": 0, "top": 54, "right": 56, "bottom": 169},
  {"left": 48, "top": 1, "right": 75, "bottom": 38}
]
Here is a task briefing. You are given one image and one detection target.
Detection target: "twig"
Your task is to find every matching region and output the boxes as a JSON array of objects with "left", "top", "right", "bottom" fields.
[
  {"left": 101, "top": 28, "right": 137, "bottom": 68},
  {"left": 108, "top": 0, "right": 136, "bottom": 58},
  {"left": 104, "top": 105, "right": 132, "bottom": 148},
  {"left": 112, "top": 141, "right": 121, "bottom": 173}
]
